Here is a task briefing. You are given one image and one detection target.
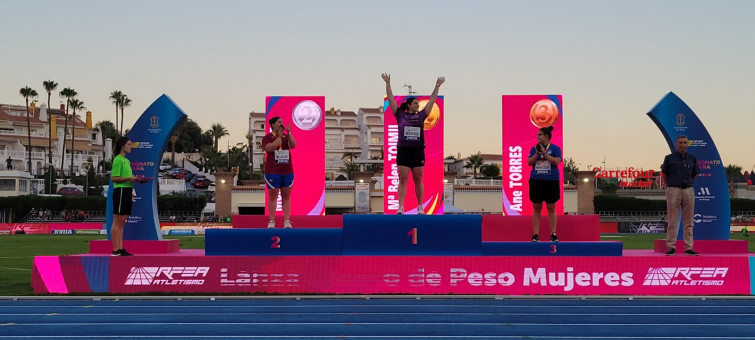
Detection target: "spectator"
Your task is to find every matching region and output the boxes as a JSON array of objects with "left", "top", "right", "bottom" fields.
[
  {"left": 78, "top": 210, "right": 86, "bottom": 221},
  {"left": 6, "top": 156, "right": 11, "bottom": 170},
  {"left": 44, "top": 209, "right": 52, "bottom": 220},
  {"left": 170, "top": 215, "right": 176, "bottom": 222}
]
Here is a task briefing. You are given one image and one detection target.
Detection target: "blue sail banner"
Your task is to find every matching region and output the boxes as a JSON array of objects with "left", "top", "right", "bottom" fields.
[
  {"left": 106, "top": 95, "right": 187, "bottom": 240},
  {"left": 647, "top": 92, "right": 729, "bottom": 240}
]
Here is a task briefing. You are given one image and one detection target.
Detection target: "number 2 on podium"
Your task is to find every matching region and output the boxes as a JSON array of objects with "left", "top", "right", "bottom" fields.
[
  {"left": 408, "top": 227, "right": 418, "bottom": 245},
  {"left": 271, "top": 236, "right": 281, "bottom": 248}
]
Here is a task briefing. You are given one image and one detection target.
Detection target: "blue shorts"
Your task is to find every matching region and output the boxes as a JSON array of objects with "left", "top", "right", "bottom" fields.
[{"left": 264, "top": 173, "right": 294, "bottom": 189}]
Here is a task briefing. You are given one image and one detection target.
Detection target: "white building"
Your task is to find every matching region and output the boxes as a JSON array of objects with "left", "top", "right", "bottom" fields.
[{"left": 0, "top": 102, "right": 104, "bottom": 177}]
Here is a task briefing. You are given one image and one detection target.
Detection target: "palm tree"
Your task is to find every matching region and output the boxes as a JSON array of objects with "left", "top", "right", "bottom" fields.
[
  {"left": 109, "top": 90, "right": 123, "bottom": 136},
  {"left": 19, "top": 87, "right": 38, "bottom": 174},
  {"left": 726, "top": 164, "right": 743, "bottom": 183},
  {"left": 43, "top": 80, "right": 58, "bottom": 164},
  {"left": 210, "top": 123, "right": 229, "bottom": 152},
  {"left": 119, "top": 95, "right": 131, "bottom": 135},
  {"left": 68, "top": 99, "right": 85, "bottom": 177},
  {"left": 58, "top": 87, "right": 77, "bottom": 173},
  {"left": 464, "top": 153, "right": 485, "bottom": 179}
]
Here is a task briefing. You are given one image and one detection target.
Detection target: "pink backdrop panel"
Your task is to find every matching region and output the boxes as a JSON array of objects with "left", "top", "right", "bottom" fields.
[
  {"left": 383, "top": 96, "right": 444, "bottom": 214},
  {"left": 501, "top": 95, "right": 564, "bottom": 216},
  {"left": 265, "top": 96, "right": 325, "bottom": 216}
]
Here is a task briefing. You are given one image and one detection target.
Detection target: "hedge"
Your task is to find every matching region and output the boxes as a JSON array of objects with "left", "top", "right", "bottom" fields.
[
  {"left": 595, "top": 194, "right": 755, "bottom": 213},
  {"left": 0, "top": 195, "right": 207, "bottom": 222}
]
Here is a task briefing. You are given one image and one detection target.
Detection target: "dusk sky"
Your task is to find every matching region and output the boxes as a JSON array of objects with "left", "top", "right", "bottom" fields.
[{"left": 2, "top": 0, "right": 753, "bottom": 172}]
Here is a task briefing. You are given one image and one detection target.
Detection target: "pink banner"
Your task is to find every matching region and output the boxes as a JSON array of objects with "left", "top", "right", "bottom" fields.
[
  {"left": 502, "top": 95, "right": 564, "bottom": 215},
  {"left": 383, "top": 96, "right": 444, "bottom": 214},
  {"left": 265, "top": 96, "right": 325, "bottom": 215},
  {"left": 97, "top": 255, "right": 750, "bottom": 295}
]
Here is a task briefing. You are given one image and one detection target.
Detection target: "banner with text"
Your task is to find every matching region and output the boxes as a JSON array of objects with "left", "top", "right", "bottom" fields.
[
  {"left": 383, "top": 95, "right": 444, "bottom": 214},
  {"left": 32, "top": 255, "right": 751, "bottom": 295},
  {"left": 265, "top": 96, "right": 325, "bottom": 215},
  {"left": 501, "top": 95, "right": 564, "bottom": 215},
  {"left": 647, "top": 92, "right": 729, "bottom": 240},
  {"left": 106, "top": 95, "right": 187, "bottom": 240}
]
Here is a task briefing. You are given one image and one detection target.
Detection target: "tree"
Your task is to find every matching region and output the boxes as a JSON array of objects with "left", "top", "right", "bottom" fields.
[
  {"left": 19, "top": 86, "right": 38, "bottom": 174},
  {"left": 68, "top": 99, "right": 85, "bottom": 177},
  {"left": 119, "top": 95, "right": 131, "bottom": 135},
  {"left": 43, "top": 80, "right": 58, "bottom": 164},
  {"left": 97, "top": 120, "right": 119, "bottom": 143},
  {"left": 58, "top": 87, "right": 77, "bottom": 173},
  {"left": 726, "top": 164, "right": 743, "bottom": 183},
  {"left": 480, "top": 164, "right": 500, "bottom": 178},
  {"left": 210, "top": 123, "right": 229, "bottom": 152},
  {"left": 464, "top": 153, "right": 485, "bottom": 178},
  {"left": 563, "top": 157, "right": 579, "bottom": 184},
  {"left": 108, "top": 90, "right": 123, "bottom": 135},
  {"left": 170, "top": 119, "right": 204, "bottom": 153},
  {"left": 340, "top": 161, "right": 360, "bottom": 180},
  {"left": 445, "top": 155, "right": 458, "bottom": 161},
  {"left": 44, "top": 164, "right": 58, "bottom": 195}
]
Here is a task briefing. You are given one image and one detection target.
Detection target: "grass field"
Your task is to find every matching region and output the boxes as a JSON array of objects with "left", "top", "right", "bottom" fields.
[{"left": 1, "top": 234, "right": 752, "bottom": 296}]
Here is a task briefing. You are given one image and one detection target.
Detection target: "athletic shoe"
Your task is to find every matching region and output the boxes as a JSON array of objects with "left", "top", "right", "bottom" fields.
[
  {"left": 119, "top": 249, "right": 134, "bottom": 257},
  {"left": 397, "top": 207, "right": 404, "bottom": 215},
  {"left": 665, "top": 248, "right": 675, "bottom": 256},
  {"left": 684, "top": 249, "right": 699, "bottom": 256},
  {"left": 417, "top": 208, "right": 425, "bottom": 215},
  {"left": 550, "top": 233, "right": 559, "bottom": 242},
  {"left": 531, "top": 234, "right": 539, "bottom": 242},
  {"left": 284, "top": 220, "right": 293, "bottom": 229},
  {"left": 267, "top": 220, "right": 275, "bottom": 229},
  {"left": 111, "top": 250, "right": 121, "bottom": 256}
]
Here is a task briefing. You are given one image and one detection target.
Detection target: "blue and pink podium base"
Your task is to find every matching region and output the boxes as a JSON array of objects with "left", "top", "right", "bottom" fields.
[{"left": 31, "top": 214, "right": 755, "bottom": 295}]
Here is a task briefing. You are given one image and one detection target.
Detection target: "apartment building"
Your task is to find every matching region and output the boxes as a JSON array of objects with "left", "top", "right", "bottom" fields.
[{"left": 0, "top": 102, "right": 104, "bottom": 177}]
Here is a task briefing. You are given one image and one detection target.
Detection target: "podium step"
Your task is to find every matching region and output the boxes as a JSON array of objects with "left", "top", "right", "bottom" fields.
[
  {"left": 481, "top": 241, "right": 623, "bottom": 256},
  {"left": 205, "top": 228, "right": 342, "bottom": 255},
  {"left": 342, "top": 215, "right": 482, "bottom": 255}
]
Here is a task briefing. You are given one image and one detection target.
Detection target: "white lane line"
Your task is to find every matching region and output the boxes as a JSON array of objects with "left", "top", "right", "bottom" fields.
[
  {"left": 2, "top": 312, "right": 754, "bottom": 316},
  {"left": 3, "top": 322, "right": 753, "bottom": 326},
  {"left": 0, "top": 267, "right": 31, "bottom": 271},
  {"left": 1, "top": 304, "right": 754, "bottom": 308}
]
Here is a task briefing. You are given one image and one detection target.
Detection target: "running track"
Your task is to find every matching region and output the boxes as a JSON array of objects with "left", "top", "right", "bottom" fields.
[{"left": 1, "top": 297, "right": 755, "bottom": 339}]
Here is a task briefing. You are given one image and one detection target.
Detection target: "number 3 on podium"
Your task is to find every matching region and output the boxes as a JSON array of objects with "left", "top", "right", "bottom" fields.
[{"left": 408, "top": 227, "right": 418, "bottom": 245}]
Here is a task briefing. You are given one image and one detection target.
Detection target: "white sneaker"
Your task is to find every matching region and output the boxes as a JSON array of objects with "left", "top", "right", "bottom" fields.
[
  {"left": 267, "top": 220, "right": 275, "bottom": 229},
  {"left": 283, "top": 220, "right": 293, "bottom": 228},
  {"left": 397, "top": 207, "right": 404, "bottom": 215},
  {"left": 417, "top": 206, "right": 425, "bottom": 215}
]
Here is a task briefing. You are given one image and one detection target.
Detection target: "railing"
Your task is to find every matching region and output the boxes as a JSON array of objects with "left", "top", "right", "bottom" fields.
[
  {"left": 0, "top": 130, "right": 47, "bottom": 138},
  {"left": 454, "top": 179, "right": 503, "bottom": 186}
]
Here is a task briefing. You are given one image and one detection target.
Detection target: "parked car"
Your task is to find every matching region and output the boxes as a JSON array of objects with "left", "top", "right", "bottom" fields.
[
  {"left": 159, "top": 163, "right": 172, "bottom": 171},
  {"left": 183, "top": 173, "right": 197, "bottom": 182},
  {"left": 57, "top": 187, "right": 84, "bottom": 196},
  {"left": 192, "top": 176, "right": 212, "bottom": 189},
  {"left": 172, "top": 169, "right": 192, "bottom": 179}
]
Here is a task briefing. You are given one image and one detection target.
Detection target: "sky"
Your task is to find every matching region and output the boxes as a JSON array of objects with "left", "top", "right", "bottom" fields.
[{"left": 2, "top": 0, "right": 753, "bottom": 172}]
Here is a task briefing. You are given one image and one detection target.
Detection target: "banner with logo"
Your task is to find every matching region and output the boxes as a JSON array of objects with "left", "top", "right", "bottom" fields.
[
  {"left": 501, "top": 95, "right": 564, "bottom": 216},
  {"left": 32, "top": 255, "right": 751, "bottom": 294},
  {"left": 647, "top": 92, "right": 730, "bottom": 240},
  {"left": 265, "top": 96, "right": 325, "bottom": 215},
  {"left": 105, "top": 95, "right": 187, "bottom": 240},
  {"left": 383, "top": 95, "right": 444, "bottom": 214},
  {"left": 355, "top": 182, "right": 370, "bottom": 212}
]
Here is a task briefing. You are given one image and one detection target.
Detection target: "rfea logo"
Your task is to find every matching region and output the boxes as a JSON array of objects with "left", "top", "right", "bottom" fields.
[
  {"left": 642, "top": 267, "right": 727, "bottom": 286},
  {"left": 124, "top": 267, "right": 209, "bottom": 286}
]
